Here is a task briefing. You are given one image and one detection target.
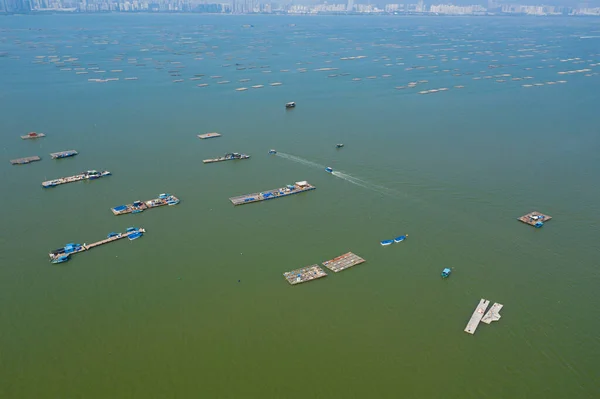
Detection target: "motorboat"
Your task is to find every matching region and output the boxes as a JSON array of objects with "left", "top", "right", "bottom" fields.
[
  {"left": 268, "top": 149, "right": 277, "bottom": 154},
  {"left": 441, "top": 268, "right": 452, "bottom": 278},
  {"left": 336, "top": 144, "right": 344, "bottom": 148},
  {"left": 285, "top": 102, "right": 296, "bottom": 109},
  {"left": 325, "top": 167, "right": 333, "bottom": 173}
]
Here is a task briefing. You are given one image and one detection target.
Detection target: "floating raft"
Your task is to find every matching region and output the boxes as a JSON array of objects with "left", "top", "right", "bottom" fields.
[
  {"left": 111, "top": 193, "right": 180, "bottom": 215},
  {"left": 229, "top": 181, "right": 315, "bottom": 206},
  {"left": 48, "top": 227, "right": 145, "bottom": 263},
  {"left": 464, "top": 299, "right": 490, "bottom": 335},
  {"left": 197, "top": 132, "right": 221, "bottom": 139},
  {"left": 518, "top": 211, "right": 552, "bottom": 227},
  {"left": 322, "top": 252, "right": 366, "bottom": 273},
  {"left": 482, "top": 303, "right": 503, "bottom": 324},
  {"left": 283, "top": 265, "right": 327, "bottom": 285},
  {"left": 21, "top": 132, "right": 46, "bottom": 140},
  {"left": 42, "top": 170, "right": 111, "bottom": 188},
  {"left": 50, "top": 150, "right": 78, "bottom": 159},
  {"left": 203, "top": 153, "right": 250, "bottom": 164},
  {"left": 10, "top": 156, "right": 41, "bottom": 165}
]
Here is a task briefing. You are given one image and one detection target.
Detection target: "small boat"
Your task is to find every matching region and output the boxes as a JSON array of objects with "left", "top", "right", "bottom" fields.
[
  {"left": 394, "top": 235, "right": 408, "bottom": 243},
  {"left": 131, "top": 209, "right": 143, "bottom": 214},
  {"left": 325, "top": 167, "right": 333, "bottom": 173},
  {"left": 126, "top": 227, "right": 138, "bottom": 233},
  {"left": 128, "top": 231, "right": 143, "bottom": 240},
  {"left": 285, "top": 102, "right": 296, "bottom": 109},
  {"left": 441, "top": 268, "right": 452, "bottom": 278},
  {"left": 380, "top": 239, "right": 394, "bottom": 246},
  {"left": 167, "top": 198, "right": 180, "bottom": 205},
  {"left": 336, "top": 144, "right": 344, "bottom": 148},
  {"left": 107, "top": 232, "right": 120, "bottom": 238},
  {"left": 268, "top": 149, "right": 277, "bottom": 154},
  {"left": 51, "top": 255, "right": 70, "bottom": 264}
]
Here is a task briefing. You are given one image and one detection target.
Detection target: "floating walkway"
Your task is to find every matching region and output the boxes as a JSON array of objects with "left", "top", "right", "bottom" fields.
[
  {"left": 42, "top": 170, "right": 111, "bottom": 188},
  {"left": 111, "top": 193, "right": 180, "bottom": 215},
  {"left": 464, "top": 299, "right": 490, "bottom": 335},
  {"left": 229, "top": 181, "right": 315, "bottom": 206},
  {"left": 283, "top": 265, "right": 327, "bottom": 285},
  {"left": 322, "top": 252, "right": 366, "bottom": 272},
  {"left": 21, "top": 132, "right": 45, "bottom": 140},
  {"left": 198, "top": 132, "right": 221, "bottom": 139},
  {"left": 482, "top": 303, "right": 503, "bottom": 324},
  {"left": 50, "top": 150, "right": 78, "bottom": 159},
  {"left": 518, "top": 211, "right": 552, "bottom": 228},
  {"left": 10, "top": 156, "right": 41, "bottom": 165},
  {"left": 49, "top": 227, "right": 145, "bottom": 263},
  {"left": 203, "top": 153, "right": 250, "bottom": 164}
]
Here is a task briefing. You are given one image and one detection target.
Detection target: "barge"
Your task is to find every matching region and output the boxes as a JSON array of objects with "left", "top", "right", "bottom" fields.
[
  {"left": 50, "top": 150, "right": 78, "bottom": 159},
  {"left": 203, "top": 152, "right": 250, "bottom": 164},
  {"left": 283, "top": 265, "right": 327, "bottom": 285},
  {"left": 229, "top": 181, "right": 315, "bottom": 206},
  {"left": 42, "top": 170, "right": 111, "bottom": 188},
  {"left": 10, "top": 156, "right": 41, "bottom": 165},
  {"left": 198, "top": 132, "right": 221, "bottom": 139},
  {"left": 21, "top": 132, "right": 46, "bottom": 140},
  {"left": 49, "top": 227, "right": 145, "bottom": 263},
  {"left": 111, "top": 193, "right": 180, "bottom": 215},
  {"left": 464, "top": 299, "right": 489, "bottom": 335}
]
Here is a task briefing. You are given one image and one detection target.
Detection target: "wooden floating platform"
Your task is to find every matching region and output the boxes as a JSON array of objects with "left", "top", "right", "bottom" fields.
[
  {"left": 50, "top": 150, "right": 78, "bottom": 159},
  {"left": 10, "top": 156, "right": 41, "bottom": 165},
  {"left": 203, "top": 153, "right": 250, "bottom": 164},
  {"left": 229, "top": 181, "right": 315, "bottom": 206},
  {"left": 322, "top": 252, "right": 366, "bottom": 273},
  {"left": 283, "top": 265, "right": 327, "bottom": 285},
  {"left": 48, "top": 227, "right": 145, "bottom": 263},
  {"left": 42, "top": 170, "right": 111, "bottom": 188},
  {"left": 197, "top": 132, "right": 221, "bottom": 139},
  {"left": 111, "top": 193, "right": 180, "bottom": 215},
  {"left": 482, "top": 302, "right": 503, "bottom": 324},
  {"left": 518, "top": 211, "right": 552, "bottom": 227},
  {"left": 464, "top": 299, "right": 490, "bottom": 335},
  {"left": 21, "top": 132, "right": 46, "bottom": 140}
]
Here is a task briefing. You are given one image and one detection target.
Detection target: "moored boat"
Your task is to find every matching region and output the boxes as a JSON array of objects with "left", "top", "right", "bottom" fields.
[
  {"left": 394, "top": 234, "right": 408, "bottom": 243},
  {"left": 441, "top": 268, "right": 452, "bottom": 278},
  {"left": 380, "top": 239, "right": 394, "bottom": 246}
]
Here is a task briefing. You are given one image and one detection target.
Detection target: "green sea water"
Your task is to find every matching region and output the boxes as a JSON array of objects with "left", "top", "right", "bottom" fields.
[{"left": 1, "top": 14, "right": 599, "bottom": 398}]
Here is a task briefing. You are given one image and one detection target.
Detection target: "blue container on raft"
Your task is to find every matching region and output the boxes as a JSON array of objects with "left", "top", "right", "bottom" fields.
[{"left": 441, "top": 268, "right": 452, "bottom": 278}]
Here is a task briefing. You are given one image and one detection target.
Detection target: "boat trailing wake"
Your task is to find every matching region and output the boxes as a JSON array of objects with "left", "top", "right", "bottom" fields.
[{"left": 276, "top": 152, "right": 401, "bottom": 197}]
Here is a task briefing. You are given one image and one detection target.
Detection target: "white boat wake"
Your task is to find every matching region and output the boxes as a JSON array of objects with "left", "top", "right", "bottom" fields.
[{"left": 276, "top": 152, "right": 400, "bottom": 196}]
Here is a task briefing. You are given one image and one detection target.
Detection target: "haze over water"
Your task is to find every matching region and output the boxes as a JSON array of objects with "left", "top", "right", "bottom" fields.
[{"left": 1, "top": 14, "right": 599, "bottom": 398}]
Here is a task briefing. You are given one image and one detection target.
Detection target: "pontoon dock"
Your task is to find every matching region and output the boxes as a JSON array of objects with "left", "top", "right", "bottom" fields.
[
  {"left": 203, "top": 153, "right": 250, "bottom": 164},
  {"left": 10, "top": 156, "right": 41, "bottom": 165},
  {"left": 283, "top": 265, "right": 327, "bottom": 285},
  {"left": 229, "top": 181, "right": 315, "bottom": 206},
  {"left": 197, "top": 132, "right": 221, "bottom": 139},
  {"left": 42, "top": 170, "right": 111, "bottom": 188},
  {"left": 21, "top": 132, "right": 46, "bottom": 140},
  {"left": 50, "top": 150, "right": 78, "bottom": 159},
  {"left": 322, "top": 252, "right": 366, "bottom": 273},
  {"left": 482, "top": 303, "right": 503, "bottom": 324},
  {"left": 518, "top": 211, "right": 552, "bottom": 227},
  {"left": 464, "top": 299, "right": 490, "bottom": 335},
  {"left": 49, "top": 227, "right": 145, "bottom": 263},
  {"left": 111, "top": 193, "right": 180, "bottom": 215}
]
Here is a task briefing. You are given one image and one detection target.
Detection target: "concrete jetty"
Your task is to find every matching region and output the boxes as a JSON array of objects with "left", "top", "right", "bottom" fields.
[
  {"left": 198, "top": 132, "right": 221, "bottom": 139},
  {"left": 229, "top": 181, "right": 315, "bottom": 206},
  {"left": 10, "top": 156, "right": 41, "bottom": 165},
  {"left": 322, "top": 252, "right": 366, "bottom": 273},
  {"left": 283, "top": 265, "right": 327, "bottom": 285},
  {"left": 482, "top": 303, "right": 503, "bottom": 324},
  {"left": 50, "top": 150, "right": 78, "bottom": 159},
  {"left": 464, "top": 299, "right": 490, "bottom": 335},
  {"left": 42, "top": 170, "right": 111, "bottom": 188}
]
